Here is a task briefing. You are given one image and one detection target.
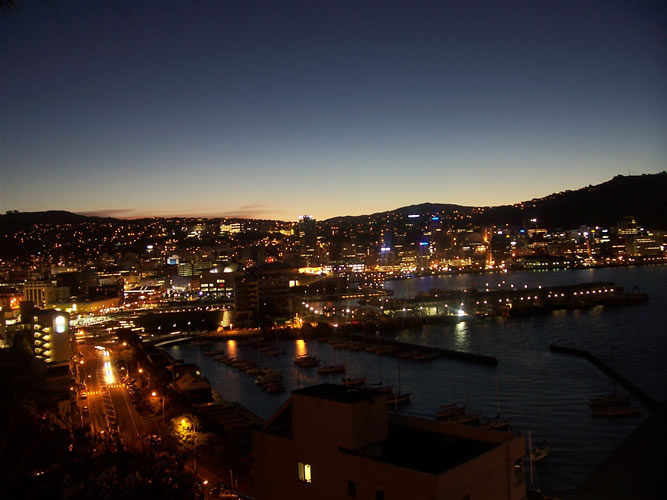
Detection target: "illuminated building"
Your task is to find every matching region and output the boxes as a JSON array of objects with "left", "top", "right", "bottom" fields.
[
  {"left": 23, "top": 280, "right": 57, "bottom": 308},
  {"left": 234, "top": 263, "right": 297, "bottom": 320},
  {"left": 254, "top": 384, "right": 526, "bottom": 500},
  {"left": 32, "top": 310, "right": 72, "bottom": 364},
  {"left": 200, "top": 271, "right": 235, "bottom": 301},
  {"left": 298, "top": 215, "right": 317, "bottom": 265}
]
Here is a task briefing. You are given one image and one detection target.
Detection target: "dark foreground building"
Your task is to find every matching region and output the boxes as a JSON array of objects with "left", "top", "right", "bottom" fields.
[{"left": 253, "top": 384, "right": 526, "bottom": 500}]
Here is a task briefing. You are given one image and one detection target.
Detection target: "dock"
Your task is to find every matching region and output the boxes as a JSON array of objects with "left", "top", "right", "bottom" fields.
[
  {"left": 322, "top": 333, "right": 498, "bottom": 366},
  {"left": 549, "top": 344, "right": 659, "bottom": 412}
]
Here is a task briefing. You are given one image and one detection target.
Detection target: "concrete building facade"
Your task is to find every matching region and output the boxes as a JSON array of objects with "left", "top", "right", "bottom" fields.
[{"left": 253, "top": 384, "right": 526, "bottom": 500}]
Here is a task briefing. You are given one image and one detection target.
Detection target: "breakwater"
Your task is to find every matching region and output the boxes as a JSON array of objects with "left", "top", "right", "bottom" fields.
[{"left": 316, "top": 332, "right": 498, "bottom": 366}]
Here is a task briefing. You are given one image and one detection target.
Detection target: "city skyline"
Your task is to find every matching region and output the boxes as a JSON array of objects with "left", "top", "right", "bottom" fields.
[{"left": 2, "top": 0, "right": 666, "bottom": 220}]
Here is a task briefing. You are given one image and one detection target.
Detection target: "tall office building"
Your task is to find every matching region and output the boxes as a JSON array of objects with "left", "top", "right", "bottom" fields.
[
  {"left": 32, "top": 310, "right": 72, "bottom": 364},
  {"left": 298, "top": 215, "right": 316, "bottom": 247}
]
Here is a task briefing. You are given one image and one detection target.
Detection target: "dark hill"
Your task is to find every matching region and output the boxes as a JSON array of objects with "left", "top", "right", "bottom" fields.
[
  {"left": 0, "top": 210, "right": 115, "bottom": 234},
  {"left": 476, "top": 173, "right": 667, "bottom": 229},
  {"left": 325, "top": 172, "right": 667, "bottom": 229}
]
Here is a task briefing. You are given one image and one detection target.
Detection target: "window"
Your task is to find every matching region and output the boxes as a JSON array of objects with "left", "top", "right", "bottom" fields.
[
  {"left": 347, "top": 480, "right": 356, "bottom": 497},
  {"left": 376, "top": 490, "right": 385, "bottom": 500},
  {"left": 297, "top": 462, "right": 312, "bottom": 483}
]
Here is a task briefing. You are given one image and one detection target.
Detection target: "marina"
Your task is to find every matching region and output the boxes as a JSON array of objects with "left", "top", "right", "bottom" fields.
[{"left": 164, "top": 265, "right": 667, "bottom": 493}]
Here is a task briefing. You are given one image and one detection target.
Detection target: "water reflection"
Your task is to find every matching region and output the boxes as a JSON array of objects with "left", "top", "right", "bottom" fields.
[
  {"left": 227, "top": 339, "right": 237, "bottom": 358},
  {"left": 296, "top": 339, "right": 308, "bottom": 357},
  {"left": 454, "top": 321, "right": 468, "bottom": 348}
]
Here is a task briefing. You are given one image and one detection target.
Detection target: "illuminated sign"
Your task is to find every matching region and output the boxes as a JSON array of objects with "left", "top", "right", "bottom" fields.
[{"left": 54, "top": 315, "right": 67, "bottom": 334}]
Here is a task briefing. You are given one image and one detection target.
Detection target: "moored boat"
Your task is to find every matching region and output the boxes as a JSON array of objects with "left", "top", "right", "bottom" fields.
[
  {"left": 588, "top": 393, "right": 630, "bottom": 408},
  {"left": 482, "top": 416, "right": 512, "bottom": 431},
  {"left": 386, "top": 392, "right": 411, "bottom": 407},
  {"left": 342, "top": 377, "right": 366, "bottom": 387},
  {"left": 318, "top": 364, "right": 346, "bottom": 374},
  {"left": 531, "top": 440, "right": 551, "bottom": 462},
  {"left": 591, "top": 405, "right": 641, "bottom": 417},
  {"left": 294, "top": 355, "right": 320, "bottom": 367}
]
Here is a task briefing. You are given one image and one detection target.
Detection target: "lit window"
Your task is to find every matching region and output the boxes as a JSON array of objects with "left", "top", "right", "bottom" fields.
[{"left": 297, "top": 462, "right": 312, "bottom": 483}]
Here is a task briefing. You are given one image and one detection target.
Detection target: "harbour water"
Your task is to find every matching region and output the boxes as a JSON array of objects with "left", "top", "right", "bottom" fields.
[{"left": 165, "top": 265, "right": 667, "bottom": 492}]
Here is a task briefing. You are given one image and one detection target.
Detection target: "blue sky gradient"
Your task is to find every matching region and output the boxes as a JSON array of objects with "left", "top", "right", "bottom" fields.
[{"left": 1, "top": 0, "right": 665, "bottom": 220}]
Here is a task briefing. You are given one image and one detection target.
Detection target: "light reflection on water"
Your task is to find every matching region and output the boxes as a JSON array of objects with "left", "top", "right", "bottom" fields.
[
  {"left": 166, "top": 265, "right": 667, "bottom": 493},
  {"left": 227, "top": 339, "right": 237, "bottom": 359}
]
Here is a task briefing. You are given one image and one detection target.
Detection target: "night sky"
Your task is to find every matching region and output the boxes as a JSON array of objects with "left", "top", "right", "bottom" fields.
[{"left": 1, "top": 0, "right": 665, "bottom": 220}]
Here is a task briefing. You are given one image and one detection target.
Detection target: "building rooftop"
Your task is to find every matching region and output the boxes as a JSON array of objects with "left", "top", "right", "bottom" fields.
[
  {"left": 373, "top": 423, "right": 497, "bottom": 475},
  {"left": 268, "top": 384, "right": 511, "bottom": 476},
  {"left": 292, "top": 383, "right": 384, "bottom": 404}
]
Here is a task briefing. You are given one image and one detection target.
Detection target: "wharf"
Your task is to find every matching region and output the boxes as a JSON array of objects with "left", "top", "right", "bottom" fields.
[
  {"left": 324, "top": 333, "right": 498, "bottom": 366},
  {"left": 369, "top": 281, "right": 648, "bottom": 319},
  {"left": 550, "top": 344, "right": 659, "bottom": 411}
]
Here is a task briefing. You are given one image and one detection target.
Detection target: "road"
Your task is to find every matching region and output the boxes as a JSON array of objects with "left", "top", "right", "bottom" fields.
[{"left": 76, "top": 344, "right": 157, "bottom": 450}]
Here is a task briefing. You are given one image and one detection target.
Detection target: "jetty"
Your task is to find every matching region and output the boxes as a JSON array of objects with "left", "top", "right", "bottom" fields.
[{"left": 320, "top": 333, "right": 498, "bottom": 366}]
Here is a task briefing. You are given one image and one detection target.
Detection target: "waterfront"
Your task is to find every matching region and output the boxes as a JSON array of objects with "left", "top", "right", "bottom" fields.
[{"left": 165, "top": 265, "right": 667, "bottom": 492}]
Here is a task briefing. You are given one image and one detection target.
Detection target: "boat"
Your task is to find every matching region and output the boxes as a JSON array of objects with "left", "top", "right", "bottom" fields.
[
  {"left": 588, "top": 393, "right": 630, "bottom": 408},
  {"left": 531, "top": 440, "right": 550, "bottom": 462},
  {"left": 591, "top": 405, "right": 641, "bottom": 417},
  {"left": 413, "top": 351, "right": 439, "bottom": 361},
  {"left": 397, "top": 350, "right": 419, "bottom": 359},
  {"left": 436, "top": 403, "right": 466, "bottom": 420},
  {"left": 342, "top": 377, "right": 366, "bottom": 387},
  {"left": 367, "top": 382, "right": 393, "bottom": 394},
  {"left": 318, "top": 364, "right": 346, "bottom": 374},
  {"left": 454, "top": 412, "right": 480, "bottom": 425},
  {"left": 348, "top": 342, "right": 366, "bottom": 351},
  {"left": 482, "top": 376, "right": 512, "bottom": 430},
  {"left": 482, "top": 416, "right": 512, "bottom": 431},
  {"left": 263, "top": 382, "right": 285, "bottom": 393},
  {"left": 386, "top": 392, "right": 411, "bottom": 407},
  {"left": 205, "top": 350, "right": 226, "bottom": 357},
  {"left": 294, "top": 355, "right": 320, "bottom": 367},
  {"left": 255, "top": 370, "right": 282, "bottom": 385}
]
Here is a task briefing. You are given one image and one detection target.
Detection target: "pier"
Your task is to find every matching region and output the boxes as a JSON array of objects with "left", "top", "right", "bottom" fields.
[
  {"left": 367, "top": 281, "right": 648, "bottom": 319},
  {"left": 550, "top": 344, "right": 659, "bottom": 412},
  {"left": 319, "top": 333, "right": 498, "bottom": 366}
]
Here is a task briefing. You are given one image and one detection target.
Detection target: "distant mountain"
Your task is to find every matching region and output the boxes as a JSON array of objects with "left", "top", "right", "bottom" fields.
[
  {"left": 2, "top": 173, "right": 666, "bottom": 232},
  {"left": 477, "top": 173, "right": 667, "bottom": 229},
  {"left": 0, "top": 210, "right": 115, "bottom": 234},
  {"left": 325, "top": 172, "right": 667, "bottom": 229}
]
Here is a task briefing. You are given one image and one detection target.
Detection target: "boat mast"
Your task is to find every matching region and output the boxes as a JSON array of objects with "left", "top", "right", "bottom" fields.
[{"left": 528, "top": 431, "right": 534, "bottom": 485}]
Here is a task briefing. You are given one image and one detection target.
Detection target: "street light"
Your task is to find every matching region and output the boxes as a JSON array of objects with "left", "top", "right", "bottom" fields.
[
  {"left": 180, "top": 416, "right": 198, "bottom": 474},
  {"left": 151, "top": 391, "right": 165, "bottom": 428},
  {"left": 138, "top": 367, "right": 150, "bottom": 388}
]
